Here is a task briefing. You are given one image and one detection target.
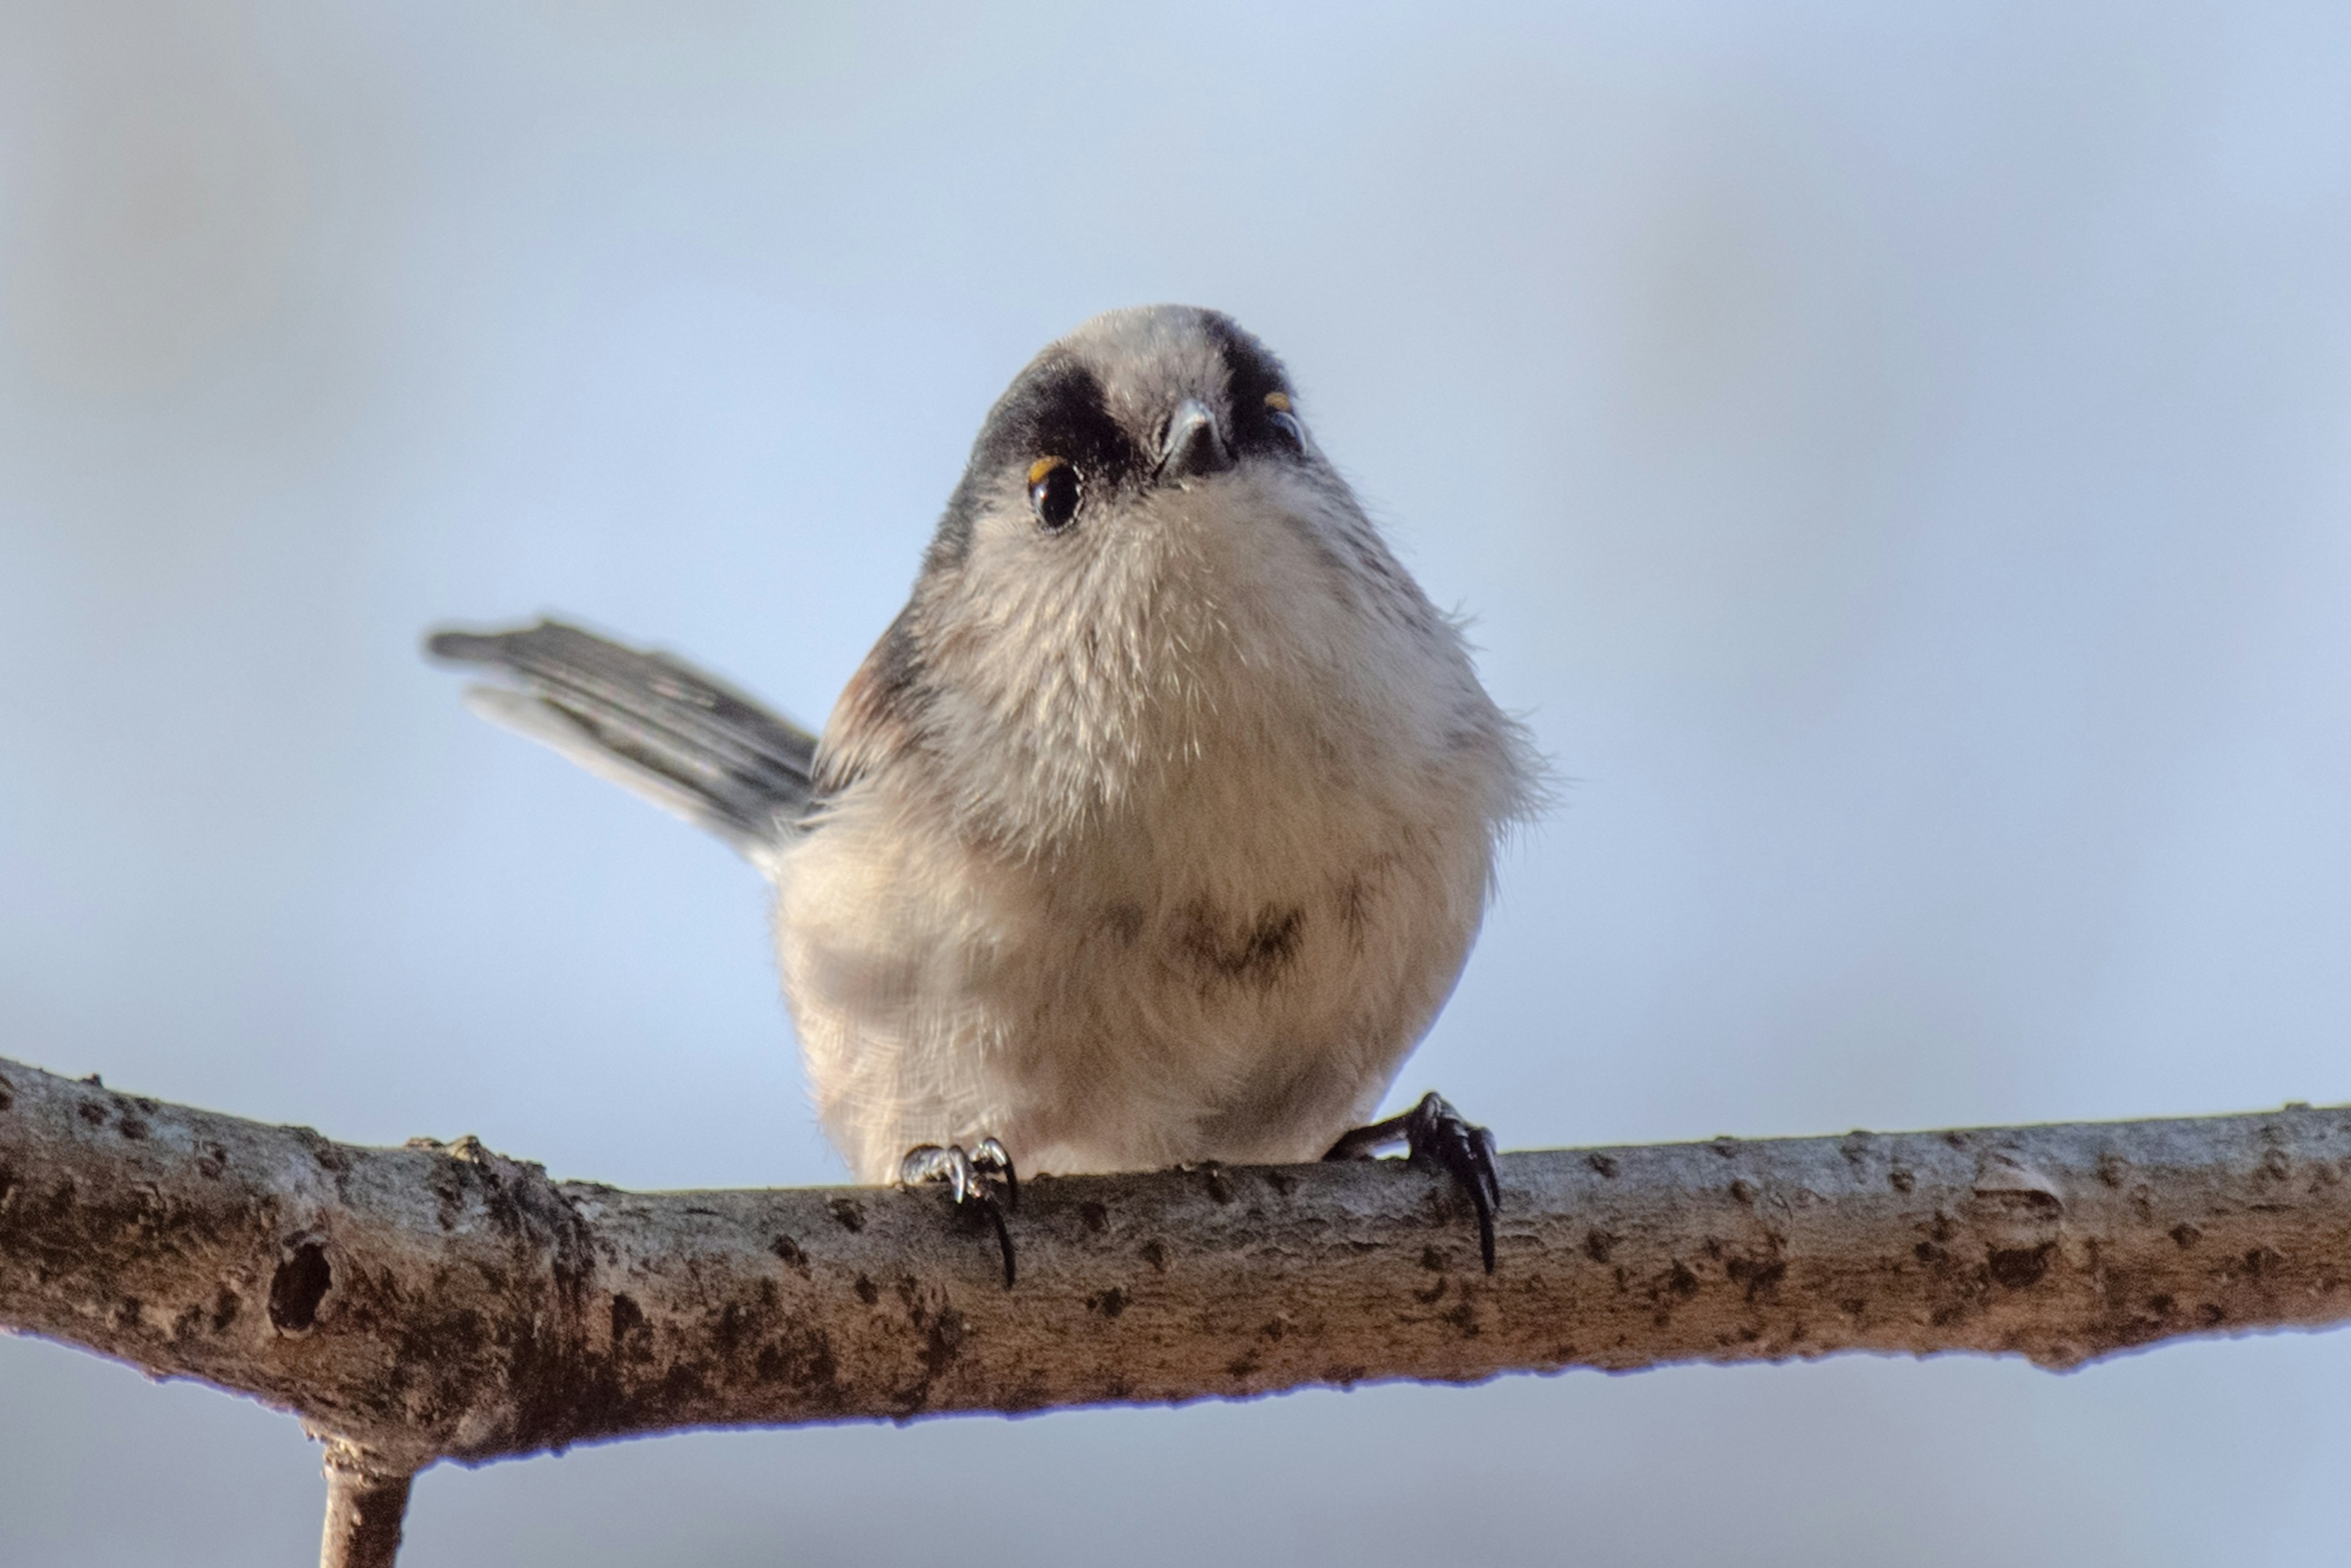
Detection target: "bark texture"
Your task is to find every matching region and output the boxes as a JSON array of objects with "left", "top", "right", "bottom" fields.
[
  {"left": 318, "top": 1441, "right": 412, "bottom": 1568},
  {"left": 4, "top": 1051, "right": 2350, "bottom": 1480}
]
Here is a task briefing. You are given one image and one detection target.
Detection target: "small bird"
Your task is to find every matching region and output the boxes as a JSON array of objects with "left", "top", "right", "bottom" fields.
[{"left": 430, "top": 306, "right": 1540, "bottom": 1281}]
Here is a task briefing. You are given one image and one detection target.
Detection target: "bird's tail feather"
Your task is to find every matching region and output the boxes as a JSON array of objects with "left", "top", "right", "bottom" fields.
[{"left": 427, "top": 619, "right": 816, "bottom": 862}]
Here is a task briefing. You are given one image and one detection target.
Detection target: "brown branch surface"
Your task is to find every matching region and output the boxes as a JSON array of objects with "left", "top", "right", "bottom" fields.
[
  {"left": 318, "top": 1441, "right": 412, "bottom": 1568},
  {"left": 4, "top": 1052, "right": 2350, "bottom": 1477}
]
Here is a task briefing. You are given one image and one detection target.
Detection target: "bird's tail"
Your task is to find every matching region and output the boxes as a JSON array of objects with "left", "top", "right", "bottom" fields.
[{"left": 427, "top": 619, "right": 817, "bottom": 863}]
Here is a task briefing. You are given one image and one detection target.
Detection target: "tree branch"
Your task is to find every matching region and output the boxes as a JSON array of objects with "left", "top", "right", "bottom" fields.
[
  {"left": 6, "top": 1051, "right": 2351, "bottom": 1555},
  {"left": 318, "top": 1440, "right": 411, "bottom": 1568}
]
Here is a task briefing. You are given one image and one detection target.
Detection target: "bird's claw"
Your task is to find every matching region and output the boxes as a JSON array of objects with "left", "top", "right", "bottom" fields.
[
  {"left": 899, "top": 1138, "right": 1019, "bottom": 1287},
  {"left": 1324, "top": 1092, "right": 1501, "bottom": 1272}
]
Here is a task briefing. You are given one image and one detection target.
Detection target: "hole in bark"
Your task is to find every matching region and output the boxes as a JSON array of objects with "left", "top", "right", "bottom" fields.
[
  {"left": 268, "top": 1242, "right": 332, "bottom": 1332},
  {"left": 1987, "top": 1244, "right": 2052, "bottom": 1289}
]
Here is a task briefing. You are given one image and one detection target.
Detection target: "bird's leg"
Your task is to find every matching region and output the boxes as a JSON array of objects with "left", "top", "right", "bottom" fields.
[
  {"left": 1324, "top": 1092, "right": 1502, "bottom": 1272},
  {"left": 898, "top": 1137, "right": 1019, "bottom": 1287}
]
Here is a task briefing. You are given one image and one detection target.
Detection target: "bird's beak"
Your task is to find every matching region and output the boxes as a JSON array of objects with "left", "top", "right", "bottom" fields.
[{"left": 1158, "top": 397, "right": 1232, "bottom": 483}]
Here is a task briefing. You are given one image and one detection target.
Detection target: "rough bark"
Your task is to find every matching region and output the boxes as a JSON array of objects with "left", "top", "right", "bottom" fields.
[
  {"left": 318, "top": 1441, "right": 412, "bottom": 1568},
  {"left": 6, "top": 1051, "right": 2350, "bottom": 1485}
]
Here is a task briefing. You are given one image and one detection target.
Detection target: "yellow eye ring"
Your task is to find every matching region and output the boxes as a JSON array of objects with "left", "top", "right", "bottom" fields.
[
  {"left": 1028, "top": 456, "right": 1080, "bottom": 530},
  {"left": 1263, "top": 392, "right": 1305, "bottom": 451}
]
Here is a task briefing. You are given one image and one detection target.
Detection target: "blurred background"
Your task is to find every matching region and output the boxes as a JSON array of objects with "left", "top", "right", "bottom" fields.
[{"left": 3, "top": 1, "right": 2349, "bottom": 1562}]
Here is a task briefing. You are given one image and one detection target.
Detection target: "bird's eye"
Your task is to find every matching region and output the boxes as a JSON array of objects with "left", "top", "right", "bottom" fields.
[
  {"left": 1264, "top": 391, "right": 1305, "bottom": 452},
  {"left": 1029, "top": 457, "right": 1080, "bottom": 531}
]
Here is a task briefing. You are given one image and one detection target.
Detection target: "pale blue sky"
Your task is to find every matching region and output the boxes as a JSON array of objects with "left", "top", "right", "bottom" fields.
[{"left": 4, "top": 3, "right": 2350, "bottom": 1563}]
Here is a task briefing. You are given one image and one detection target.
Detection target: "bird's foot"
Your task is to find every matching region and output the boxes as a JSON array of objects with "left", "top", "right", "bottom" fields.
[
  {"left": 899, "top": 1138, "right": 1019, "bottom": 1288},
  {"left": 1324, "top": 1092, "right": 1501, "bottom": 1272}
]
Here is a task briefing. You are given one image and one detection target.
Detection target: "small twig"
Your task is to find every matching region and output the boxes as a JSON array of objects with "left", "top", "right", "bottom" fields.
[{"left": 317, "top": 1441, "right": 413, "bottom": 1568}]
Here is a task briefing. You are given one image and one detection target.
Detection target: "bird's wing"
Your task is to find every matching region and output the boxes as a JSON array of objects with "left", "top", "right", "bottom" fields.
[{"left": 427, "top": 619, "right": 817, "bottom": 863}]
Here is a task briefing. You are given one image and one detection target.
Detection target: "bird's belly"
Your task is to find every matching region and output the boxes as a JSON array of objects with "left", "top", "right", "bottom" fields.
[
  {"left": 992, "top": 851, "right": 1483, "bottom": 1174},
  {"left": 777, "top": 782, "right": 1493, "bottom": 1183}
]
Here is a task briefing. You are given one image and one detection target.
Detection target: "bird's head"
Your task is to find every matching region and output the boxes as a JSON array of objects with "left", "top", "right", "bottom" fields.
[{"left": 820, "top": 306, "right": 1458, "bottom": 850}]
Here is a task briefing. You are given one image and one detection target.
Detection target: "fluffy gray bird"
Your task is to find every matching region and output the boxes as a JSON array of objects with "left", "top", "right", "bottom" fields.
[{"left": 431, "top": 306, "right": 1539, "bottom": 1280}]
